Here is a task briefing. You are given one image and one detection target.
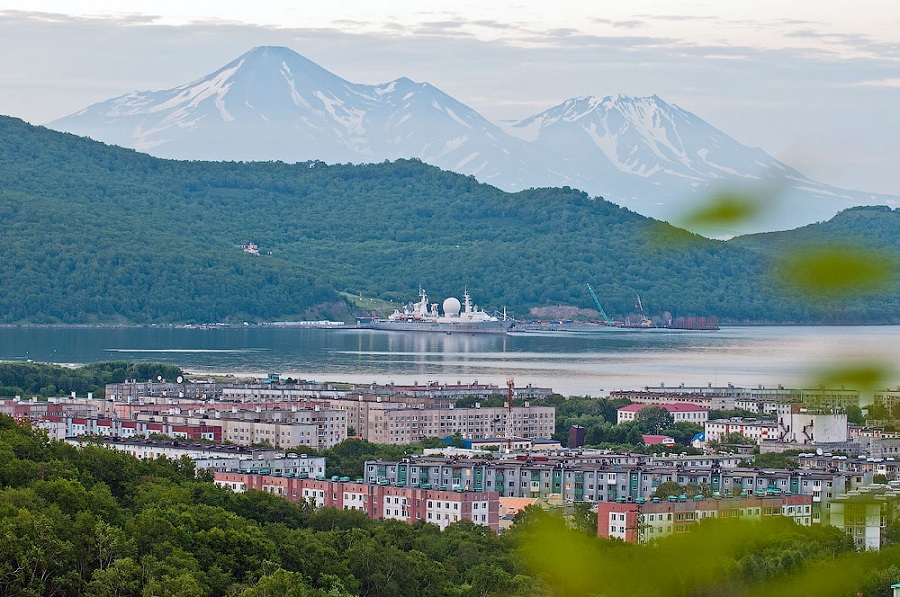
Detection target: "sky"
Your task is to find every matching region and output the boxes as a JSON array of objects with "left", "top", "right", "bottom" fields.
[{"left": 1, "top": 1, "right": 898, "bottom": 195}]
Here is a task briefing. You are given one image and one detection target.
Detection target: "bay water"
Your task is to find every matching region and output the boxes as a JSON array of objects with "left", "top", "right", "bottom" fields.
[{"left": 0, "top": 325, "right": 897, "bottom": 397}]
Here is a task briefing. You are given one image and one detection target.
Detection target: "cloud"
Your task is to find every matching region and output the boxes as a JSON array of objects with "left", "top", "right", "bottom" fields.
[
  {"left": 1, "top": 9, "right": 899, "bottom": 194},
  {"left": 852, "top": 78, "right": 900, "bottom": 88},
  {"left": 592, "top": 17, "right": 646, "bottom": 29},
  {"left": 639, "top": 14, "right": 717, "bottom": 22}
]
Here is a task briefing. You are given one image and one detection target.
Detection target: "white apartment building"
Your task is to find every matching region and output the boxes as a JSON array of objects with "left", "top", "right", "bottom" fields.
[
  {"left": 134, "top": 407, "right": 347, "bottom": 449},
  {"left": 705, "top": 419, "right": 780, "bottom": 444},
  {"left": 617, "top": 403, "right": 708, "bottom": 425}
]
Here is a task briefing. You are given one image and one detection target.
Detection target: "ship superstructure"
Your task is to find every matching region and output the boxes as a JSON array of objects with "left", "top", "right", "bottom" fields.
[{"left": 366, "top": 289, "right": 513, "bottom": 334}]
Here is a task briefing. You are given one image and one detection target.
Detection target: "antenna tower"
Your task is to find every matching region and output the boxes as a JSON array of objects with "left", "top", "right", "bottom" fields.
[{"left": 505, "top": 377, "right": 515, "bottom": 452}]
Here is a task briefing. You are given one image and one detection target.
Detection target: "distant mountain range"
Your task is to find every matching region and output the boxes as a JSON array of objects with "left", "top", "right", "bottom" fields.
[{"left": 48, "top": 46, "right": 897, "bottom": 234}]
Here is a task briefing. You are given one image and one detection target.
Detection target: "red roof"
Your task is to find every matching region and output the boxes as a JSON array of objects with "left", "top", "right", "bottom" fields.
[{"left": 642, "top": 434, "right": 675, "bottom": 445}]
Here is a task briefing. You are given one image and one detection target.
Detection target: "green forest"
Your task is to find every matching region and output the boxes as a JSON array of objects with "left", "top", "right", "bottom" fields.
[
  {"left": 1, "top": 116, "right": 898, "bottom": 324},
  {"left": 4, "top": 415, "right": 900, "bottom": 596},
  {"left": 0, "top": 362, "right": 184, "bottom": 400}
]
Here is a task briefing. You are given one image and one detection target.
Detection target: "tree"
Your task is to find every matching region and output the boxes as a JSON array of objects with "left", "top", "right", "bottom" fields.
[
  {"left": 652, "top": 481, "right": 685, "bottom": 499},
  {"left": 635, "top": 406, "right": 674, "bottom": 434},
  {"left": 571, "top": 502, "right": 598, "bottom": 536},
  {"left": 85, "top": 558, "right": 142, "bottom": 597},
  {"left": 753, "top": 451, "right": 801, "bottom": 470},
  {"left": 721, "top": 432, "right": 756, "bottom": 445},
  {"left": 238, "top": 569, "right": 320, "bottom": 597},
  {"left": 845, "top": 404, "right": 866, "bottom": 426}
]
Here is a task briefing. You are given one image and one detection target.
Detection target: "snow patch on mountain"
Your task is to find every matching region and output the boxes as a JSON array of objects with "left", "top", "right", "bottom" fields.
[{"left": 48, "top": 45, "right": 899, "bottom": 234}]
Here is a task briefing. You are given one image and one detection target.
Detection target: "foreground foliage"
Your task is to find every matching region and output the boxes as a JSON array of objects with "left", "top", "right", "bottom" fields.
[{"left": 3, "top": 414, "right": 900, "bottom": 596}]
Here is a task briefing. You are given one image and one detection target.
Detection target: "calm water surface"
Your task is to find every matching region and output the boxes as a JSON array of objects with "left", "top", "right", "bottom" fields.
[{"left": 0, "top": 326, "right": 897, "bottom": 397}]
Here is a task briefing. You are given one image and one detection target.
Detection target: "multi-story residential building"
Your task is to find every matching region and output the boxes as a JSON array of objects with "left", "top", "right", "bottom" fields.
[
  {"left": 36, "top": 415, "right": 222, "bottom": 442},
  {"left": 874, "top": 390, "right": 900, "bottom": 418},
  {"left": 778, "top": 407, "right": 849, "bottom": 444},
  {"left": 105, "top": 380, "right": 232, "bottom": 401},
  {"left": 829, "top": 485, "right": 900, "bottom": 550},
  {"left": 705, "top": 419, "right": 780, "bottom": 444},
  {"left": 214, "top": 472, "right": 500, "bottom": 532},
  {"left": 353, "top": 381, "right": 553, "bottom": 404},
  {"left": 610, "top": 385, "right": 862, "bottom": 415},
  {"left": 365, "top": 453, "right": 858, "bottom": 524},
  {"left": 133, "top": 406, "right": 347, "bottom": 449},
  {"left": 610, "top": 388, "right": 732, "bottom": 410},
  {"left": 617, "top": 403, "right": 708, "bottom": 425},
  {"left": 0, "top": 397, "right": 98, "bottom": 420},
  {"left": 327, "top": 398, "right": 554, "bottom": 444},
  {"left": 65, "top": 436, "right": 326, "bottom": 476},
  {"left": 220, "top": 383, "right": 347, "bottom": 402},
  {"left": 706, "top": 408, "right": 848, "bottom": 447},
  {"left": 106, "top": 379, "right": 551, "bottom": 408},
  {"left": 597, "top": 494, "right": 813, "bottom": 543},
  {"left": 853, "top": 434, "right": 900, "bottom": 460}
]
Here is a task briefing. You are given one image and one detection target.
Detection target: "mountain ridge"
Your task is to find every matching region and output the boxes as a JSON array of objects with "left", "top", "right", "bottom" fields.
[
  {"left": 2, "top": 115, "right": 897, "bottom": 325},
  {"left": 47, "top": 46, "right": 898, "bottom": 234}
]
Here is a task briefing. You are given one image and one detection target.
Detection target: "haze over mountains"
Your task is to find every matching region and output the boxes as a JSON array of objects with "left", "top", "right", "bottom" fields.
[{"left": 49, "top": 46, "right": 896, "bottom": 234}]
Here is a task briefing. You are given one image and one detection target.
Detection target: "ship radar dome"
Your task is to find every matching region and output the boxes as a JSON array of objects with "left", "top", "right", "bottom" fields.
[{"left": 442, "top": 297, "right": 461, "bottom": 316}]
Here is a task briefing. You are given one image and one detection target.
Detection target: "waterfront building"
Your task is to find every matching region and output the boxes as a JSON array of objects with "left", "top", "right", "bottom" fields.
[{"left": 610, "top": 385, "right": 861, "bottom": 414}]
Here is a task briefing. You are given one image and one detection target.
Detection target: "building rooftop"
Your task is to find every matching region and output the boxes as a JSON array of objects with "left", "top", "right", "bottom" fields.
[{"left": 619, "top": 403, "right": 708, "bottom": 413}]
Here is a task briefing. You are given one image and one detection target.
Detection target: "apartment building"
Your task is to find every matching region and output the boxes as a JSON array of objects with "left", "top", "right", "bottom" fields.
[
  {"left": 705, "top": 419, "right": 780, "bottom": 444},
  {"left": 617, "top": 403, "right": 708, "bottom": 425},
  {"left": 133, "top": 406, "right": 347, "bottom": 449},
  {"left": 366, "top": 454, "right": 859, "bottom": 524},
  {"left": 0, "top": 397, "right": 98, "bottom": 420},
  {"left": 65, "top": 437, "right": 326, "bottom": 476},
  {"left": 610, "top": 385, "right": 862, "bottom": 415},
  {"left": 214, "top": 472, "right": 500, "bottom": 532},
  {"left": 598, "top": 494, "right": 813, "bottom": 543},
  {"left": 829, "top": 485, "right": 900, "bottom": 550},
  {"left": 328, "top": 398, "right": 554, "bottom": 444},
  {"left": 36, "top": 415, "right": 222, "bottom": 442}
]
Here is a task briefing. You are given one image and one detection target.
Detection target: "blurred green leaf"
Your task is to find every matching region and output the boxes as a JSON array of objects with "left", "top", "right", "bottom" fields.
[
  {"left": 678, "top": 190, "right": 770, "bottom": 231},
  {"left": 779, "top": 246, "right": 895, "bottom": 295},
  {"left": 809, "top": 362, "right": 891, "bottom": 392},
  {"left": 518, "top": 515, "right": 876, "bottom": 597}
]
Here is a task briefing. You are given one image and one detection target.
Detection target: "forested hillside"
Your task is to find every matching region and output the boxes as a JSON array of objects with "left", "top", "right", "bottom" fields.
[
  {"left": 1, "top": 116, "right": 897, "bottom": 324},
  {"left": 4, "top": 415, "right": 900, "bottom": 597}
]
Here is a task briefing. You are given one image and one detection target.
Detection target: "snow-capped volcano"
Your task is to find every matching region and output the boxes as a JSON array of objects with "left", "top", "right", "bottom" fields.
[
  {"left": 49, "top": 47, "right": 897, "bottom": 233},
  {"left": 509, "top": 94, "right": 797, "bottom": 182},
  {"left": 50, "top": 46, "right": 546, "bottom": 188},
  {"left": 503, "top": 94, "right": 895, "bottom": 232}
]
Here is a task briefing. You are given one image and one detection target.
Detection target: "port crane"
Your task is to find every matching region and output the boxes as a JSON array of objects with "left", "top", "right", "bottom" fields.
[
  {"left": 633, "top": 294, "right": 652, "bottom": 327},
  {"left": 586, "top": 283, "right": 615, "bottom": 326}
]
